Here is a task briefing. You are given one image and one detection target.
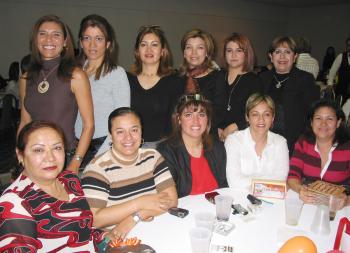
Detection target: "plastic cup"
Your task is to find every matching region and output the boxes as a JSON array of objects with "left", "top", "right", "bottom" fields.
[
  {"left": 195, "top": 212, "right": 216, "bottom": 231},
  {"left": 215, "top": 195, "right": 233, "bottom": 221},
  {"left": 189, "top": 227, "right": 212, "bottom": 253},
  {"left": 329, "top": 195, "right": 345, "bottom": 221},
  {"left": 310, "top": 205, "right": 331, "bottom": 235},
  {"left": 285, "top": 197, "right": 303, "bottom": 226}
]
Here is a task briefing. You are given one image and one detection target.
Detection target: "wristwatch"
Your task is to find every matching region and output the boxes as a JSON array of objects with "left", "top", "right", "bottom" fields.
[
  {"left": 73, "top": 155, "right": 83, "bottom": 162},
  {"left": 132, "top": 212, "right": 142, "bottom": 224}
]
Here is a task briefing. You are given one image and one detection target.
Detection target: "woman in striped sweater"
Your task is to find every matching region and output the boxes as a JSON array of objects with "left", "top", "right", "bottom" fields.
[{"left": 287, "top": 99, "right": 350, "bottom": 209}]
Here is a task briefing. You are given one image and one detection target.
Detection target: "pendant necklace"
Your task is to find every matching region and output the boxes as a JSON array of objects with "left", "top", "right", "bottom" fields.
[
  {"left": 273, "top": 75, "right": 289, "bottom": 89},
  {"left": 37, "top": 64, "right": 60, "bottom": 94},
  {"left": 226, "top": 74, "right": 243, "bottom": 111}
]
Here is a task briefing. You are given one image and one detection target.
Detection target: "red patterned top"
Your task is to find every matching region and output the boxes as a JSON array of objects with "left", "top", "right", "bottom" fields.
[{"left": 0, "top": 171, "right": 104, "bottom": 252}]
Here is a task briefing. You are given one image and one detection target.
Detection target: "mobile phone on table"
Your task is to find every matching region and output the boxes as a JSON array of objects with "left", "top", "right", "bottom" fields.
[
  {"left": 247, "top": 194, "right": 262, "bottom": 205},
  {"left": 205, "top": 191, "right": 219, "bottom": 204},
  {"left": 232, "top": 204, "right": 249, "bottom": 215},
  {"left": 168, "top": 207, "right": 189, "bottom": 218}
]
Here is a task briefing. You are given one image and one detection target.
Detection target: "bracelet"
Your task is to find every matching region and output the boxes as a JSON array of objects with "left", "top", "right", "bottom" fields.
[
  {"left": 132, "top": 212, "right": 142, "bottom": 224},
  {"left": 73, "top": 155, "right": 83, "bottom": 162}
]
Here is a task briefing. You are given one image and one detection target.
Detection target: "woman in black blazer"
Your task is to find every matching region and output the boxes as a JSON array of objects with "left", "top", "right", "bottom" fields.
[{"left": 259, "top": 36, "right": 319, "bottom": 154}]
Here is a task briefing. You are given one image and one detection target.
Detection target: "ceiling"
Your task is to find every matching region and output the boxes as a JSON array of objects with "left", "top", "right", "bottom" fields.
[{"left": 245, "top": 0, "right": 350, "bottom": 7}]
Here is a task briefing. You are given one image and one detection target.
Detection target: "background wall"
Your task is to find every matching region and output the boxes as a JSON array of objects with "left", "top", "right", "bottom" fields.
[
  {"left": 0, "top": 0, "right": 349, "bottom": 76},
  {"left": 287, "top": 3, "right": 350, "bottom": 63}
]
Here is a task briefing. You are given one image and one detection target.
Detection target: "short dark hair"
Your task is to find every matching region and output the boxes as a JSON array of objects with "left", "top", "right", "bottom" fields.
[
  {"left": 17, "top": 120, "right": 66, "bottom": 153},
  {"left": 304, "top": 99, "right": 349, "bottom": 145},
  {"left": 108, "top": 107, "right": 142, "bottom": 134},
  {"left": 8, "top": 61, "right": 20, "bottom": 82},
  {"left": 346, "top": 36, "right": 350, "bottom": 44},
  {"left": 296, "top": 37, "right": 311, "bottom": 54}
]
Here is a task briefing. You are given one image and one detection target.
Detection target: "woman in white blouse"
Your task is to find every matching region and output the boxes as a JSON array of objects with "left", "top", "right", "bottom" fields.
[{"left": 225, "top": 93, "right": 289, "bottom": 190}]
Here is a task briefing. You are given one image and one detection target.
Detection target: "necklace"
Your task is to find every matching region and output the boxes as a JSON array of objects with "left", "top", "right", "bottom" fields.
[
  {"left": 226, "top": 74, "right": 243, "bottom": 111},
  {"left": 37, "top": 64, "right": 60, "bottom": 94},
  {"left": 273, "top": 75, "right": 289, "bottom": 89},
  {"left": 140, "top": 72, "right": 156, "bottom": 77}
]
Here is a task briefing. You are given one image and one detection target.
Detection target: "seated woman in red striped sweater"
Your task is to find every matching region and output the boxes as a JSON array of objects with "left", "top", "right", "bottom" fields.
[{"left": 287, "top": 99, "right": 350, "bottom": 209}]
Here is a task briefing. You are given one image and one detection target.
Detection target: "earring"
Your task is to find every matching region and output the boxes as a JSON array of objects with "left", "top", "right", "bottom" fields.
[
  {"left": 109, "top": 141, "right": 113, "bottom": 147},
  {"left": 141, "top": 138, "right": 145, "bottom": 145}
]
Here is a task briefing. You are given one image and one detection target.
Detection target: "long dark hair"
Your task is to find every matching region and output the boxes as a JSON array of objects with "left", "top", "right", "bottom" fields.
[
  {"left": 130, "top": 25, "right": 173, "bottom": 76},
  {"left": 78, "top": 14, "right": 118, "bottom": 80},
  {"left": 304, "top": 99, "right": 349, "bottom": 145},
  {"left": 27, "top": 15, "right": 77, "bottom": 81}
]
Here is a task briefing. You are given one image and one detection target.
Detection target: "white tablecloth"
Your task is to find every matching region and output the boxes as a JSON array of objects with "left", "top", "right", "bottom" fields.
[{"left": 129, "top": 188, "right": 347, "bottom": 253}]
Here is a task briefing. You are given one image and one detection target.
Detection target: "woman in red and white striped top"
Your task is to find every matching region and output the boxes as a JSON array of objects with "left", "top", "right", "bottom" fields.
[{"left": 287, "top": 99, "right": 350, "bottom": 209}]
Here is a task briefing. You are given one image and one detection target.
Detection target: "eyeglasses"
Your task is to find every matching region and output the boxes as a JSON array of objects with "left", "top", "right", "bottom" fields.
[{"left": 272, "top": 48, "right": 294, "bottom": 55}]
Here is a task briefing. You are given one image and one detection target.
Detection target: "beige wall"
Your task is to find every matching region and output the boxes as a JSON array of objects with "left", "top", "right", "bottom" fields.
[
  {"left": 287, "top": 3, "right": 350, "bottom": 64},
  {"left": 0, "top": 0, "right": 287, "bottom": 75},
  {"left": 0, "top": 0, "right": 348, "bottom": 76}
]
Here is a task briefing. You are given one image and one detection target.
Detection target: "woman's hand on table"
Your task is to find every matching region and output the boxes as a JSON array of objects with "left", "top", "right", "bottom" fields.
[
  {"left": 110, "top": 216, "right": 136, "bottom": 240},
  {"left": 329, "top": 193, "right": 347, "bottom": 211},
  {"left": 138, "top": 192, "right": 173, "bottom": 212},
  {"left": 299, "top": 186, "right": 318, "bottom": 204}
]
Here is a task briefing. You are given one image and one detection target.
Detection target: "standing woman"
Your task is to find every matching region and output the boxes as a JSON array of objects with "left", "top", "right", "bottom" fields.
[
  {"left": 18, "top": 15, "right": 94, "bottom": 173},
  {"left": 180, "top": 28, "right": 226, "bottom": 135},
  {"left": 218, "top": 33, "right": 262, "bottom": 141},
  {"left": 259, "top": 36, "right": 319, "bottom": 154},
  {"left": 76, "top": 14, "right": 130, "bottom": 167},
  {"left": 128, "top": 25, "right": 182, "bottom": 148}
]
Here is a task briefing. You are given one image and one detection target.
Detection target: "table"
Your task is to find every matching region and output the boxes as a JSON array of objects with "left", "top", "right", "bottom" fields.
[{"left": 129, "top": 188, "right": 346, "bottom": 252}]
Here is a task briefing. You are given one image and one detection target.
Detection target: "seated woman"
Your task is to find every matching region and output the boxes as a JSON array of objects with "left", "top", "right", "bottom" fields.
[
  {"left": 157, "top": 94, "right": 228, "bottom": 198},
  {"left": 225, "top": 93, "right": 289, "bottom": 190},
  {"left": 287, "top": 99, "right": 350, "bottom": 209},
  {"left": 81, "top": 107, "right": 178, "bottom": 239},
  {"left": 0, "top": 121, "right": 107, "bottom": 252}
]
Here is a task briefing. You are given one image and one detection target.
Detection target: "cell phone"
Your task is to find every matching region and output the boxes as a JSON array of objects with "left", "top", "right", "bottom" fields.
[
  {"left": 205, "top": 191, "right": 219, "bottom": 204},
  {"left": 247, "top": 194, "right": 262, "bottom": 205},
  {"left": 168, "top": 207, "right": 189, "bottom": 218},
  {"left": 232, "top": 204, "right": 249, "bottom": 215}
]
